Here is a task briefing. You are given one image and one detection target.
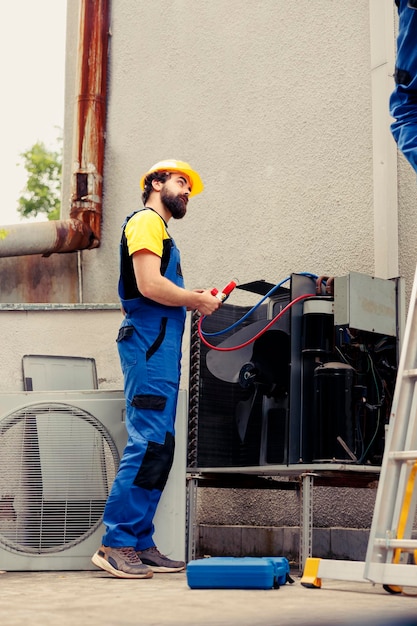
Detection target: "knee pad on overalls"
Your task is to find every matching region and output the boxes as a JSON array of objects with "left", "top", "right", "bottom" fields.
[{"left": 133, "top": 431, "right": 175, "bottom": 492}]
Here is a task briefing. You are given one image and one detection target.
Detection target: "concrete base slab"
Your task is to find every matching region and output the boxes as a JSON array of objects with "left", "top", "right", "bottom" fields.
[{"left": 0, "top": 570, "right": 416, "bottom": 626}]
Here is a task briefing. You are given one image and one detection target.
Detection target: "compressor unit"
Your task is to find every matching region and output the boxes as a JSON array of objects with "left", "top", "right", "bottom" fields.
[{"left": 188, "top": 272, "right": 401, "bottom": 469}]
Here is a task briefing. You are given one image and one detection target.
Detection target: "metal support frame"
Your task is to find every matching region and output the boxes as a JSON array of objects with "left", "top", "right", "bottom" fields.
[
  {"left": 299, "top": 473, "right": 315, "bottom": 571},
  {"left": 185, "top": 465, "right": 378, "bottom": 567},
  {"left": 186, "top": 475, "right": 199, "bottom": 563}
]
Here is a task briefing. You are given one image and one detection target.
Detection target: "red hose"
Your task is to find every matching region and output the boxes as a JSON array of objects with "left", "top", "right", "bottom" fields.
[{"left": 198, "top": 293, "right": 315, "bottom": 351}]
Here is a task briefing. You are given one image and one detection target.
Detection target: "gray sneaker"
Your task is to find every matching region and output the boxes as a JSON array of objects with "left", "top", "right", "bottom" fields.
[
  {"left": 92, "top": 545, "right": 153, "bottom": 579},
  {"left": 136, "top": 546, "right": 185, "bottom": 573}
]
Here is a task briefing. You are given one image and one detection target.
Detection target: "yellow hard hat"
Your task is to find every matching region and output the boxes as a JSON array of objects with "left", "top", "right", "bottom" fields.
[{"left": 140, "top": 159, "right": 204, "bottom": 197}]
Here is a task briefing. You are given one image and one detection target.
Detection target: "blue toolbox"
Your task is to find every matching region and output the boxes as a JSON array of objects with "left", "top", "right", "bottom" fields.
[{"left": 186, "top": 556, "right": 293, "bottom": 590}]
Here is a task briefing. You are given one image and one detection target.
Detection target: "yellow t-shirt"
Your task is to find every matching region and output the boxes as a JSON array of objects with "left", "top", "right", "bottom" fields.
[{"left": 124, "top": 209, "right": 169, "bottom": 258}]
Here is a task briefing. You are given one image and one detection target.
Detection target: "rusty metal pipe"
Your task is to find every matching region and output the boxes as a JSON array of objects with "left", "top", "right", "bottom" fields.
[
  {"left": 0, "top": 0, "right": 110, "bottom": 259},
  {"left": 70, "top": 0, "right": 110, "bottom": 246},
  {"left": 0, "top": 220, "right": 94, "bottom": 258}
]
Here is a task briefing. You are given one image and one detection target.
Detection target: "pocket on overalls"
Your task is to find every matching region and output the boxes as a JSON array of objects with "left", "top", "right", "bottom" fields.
[
  {"left": 146, "top": 317, "right": 168, "bottom": 361},
  {"left": 116, "top": 324, "right": 137, "bottom": 370},
  {"left": 133, "top": 431, "right": 175, "bottom": 491}
]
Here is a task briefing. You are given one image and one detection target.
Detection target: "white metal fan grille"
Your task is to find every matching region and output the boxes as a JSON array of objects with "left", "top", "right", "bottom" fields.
[{"left": 0, "top": 402, "right": 120, "bottom": 554}]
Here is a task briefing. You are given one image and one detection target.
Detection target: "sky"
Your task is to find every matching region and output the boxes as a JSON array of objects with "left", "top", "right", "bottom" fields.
[{"left": 1, "top": 1, "right": 67, "bottom": 225}]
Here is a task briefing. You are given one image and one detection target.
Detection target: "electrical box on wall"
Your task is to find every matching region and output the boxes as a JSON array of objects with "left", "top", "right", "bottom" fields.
[{"left": 334, "top": 272, "right": 398, "bottom": 336}]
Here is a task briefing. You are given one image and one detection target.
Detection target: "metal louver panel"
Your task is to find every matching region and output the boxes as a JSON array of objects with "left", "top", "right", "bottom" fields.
[{"left": 0, "top": 403, "right": 120, "bottom": 554}]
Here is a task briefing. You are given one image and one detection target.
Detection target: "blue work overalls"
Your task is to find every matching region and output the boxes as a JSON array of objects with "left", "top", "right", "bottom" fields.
[
  {"left": 102, "top": 209, "right": 186, "bottom": 550},
  {"left": 390, "top": 0, "right": 417, "bottom": 174}
]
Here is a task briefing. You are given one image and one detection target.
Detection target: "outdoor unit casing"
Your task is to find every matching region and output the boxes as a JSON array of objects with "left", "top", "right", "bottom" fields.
[{"left": 0, "top": 389, "right": 187, "bottom": 571}]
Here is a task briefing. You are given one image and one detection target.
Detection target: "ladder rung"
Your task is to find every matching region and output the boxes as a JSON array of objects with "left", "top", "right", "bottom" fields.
[
  {"left": 388, "top": 450, "right": 417, "bottom": 461},
  {"left": 403, "top": 368, "right": 417, "bottom": 378},
  {"left": 373, "top": 538, "right": 417, "bottom": 551}
]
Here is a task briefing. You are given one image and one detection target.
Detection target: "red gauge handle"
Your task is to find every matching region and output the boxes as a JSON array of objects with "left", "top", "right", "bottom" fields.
[
  {"left": 221, "top": 280, "right": 237, "bottom": 296},
  {"left": 211, "top": 280, "right": 237, "bottom": 302}
]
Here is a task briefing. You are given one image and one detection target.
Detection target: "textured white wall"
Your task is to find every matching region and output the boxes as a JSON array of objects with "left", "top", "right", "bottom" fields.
[
  {"left": 76, "top": 1, "right": 388, "bottom": 304},
  {"left": 0, "top": 308, "right": 124, "bottom": 393},
  {"left": 0, "top": 306, "right": 194, "bottom": 394},
  {"left": 398, "top": 154, "right": 417, "bottom": 304}
]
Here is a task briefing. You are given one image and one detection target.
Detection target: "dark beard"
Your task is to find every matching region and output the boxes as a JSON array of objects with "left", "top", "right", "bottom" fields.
[{"left": 160, "top": 187, "right": 188, "bottom": 219}]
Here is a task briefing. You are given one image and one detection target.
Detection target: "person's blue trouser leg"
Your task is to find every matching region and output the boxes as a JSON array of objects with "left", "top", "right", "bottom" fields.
[
  {"left": 102, "top": 308, "right": 184, "bottom": 550},
  {"left": 390, "top": 0, "right": 417, "bottom": 173}
]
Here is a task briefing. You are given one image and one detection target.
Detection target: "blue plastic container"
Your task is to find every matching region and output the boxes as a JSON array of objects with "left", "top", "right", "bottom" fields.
[{"left": 186, "top": 556, "right": 291, "bottom": 590}]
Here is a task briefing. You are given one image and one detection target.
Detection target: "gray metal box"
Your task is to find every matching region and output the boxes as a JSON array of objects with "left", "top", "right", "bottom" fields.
[{"left": 334, "top": 272, "right": 397, "bottom": 336}]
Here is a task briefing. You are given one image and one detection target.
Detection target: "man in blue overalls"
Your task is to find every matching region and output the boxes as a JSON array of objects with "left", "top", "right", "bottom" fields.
[
  {"left": 92, "top": 160, "right": 220, "bottom": 579},
  {"left": 390, "top": 0, "right": 417, "bottom": 173}
]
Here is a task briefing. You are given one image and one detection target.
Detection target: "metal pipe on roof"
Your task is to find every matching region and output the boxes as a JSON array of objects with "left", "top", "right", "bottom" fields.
[{"left": 0, "top": 0, "right": 110, "bottom": 258}]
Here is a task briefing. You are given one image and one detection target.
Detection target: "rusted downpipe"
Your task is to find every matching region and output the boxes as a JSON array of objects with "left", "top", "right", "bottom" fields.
[
  {"left": 0, "top": 0, "right": 110, "bottom": 258},
  {"left": 70, "top": 0, "right": 109, "bottom": 248}
]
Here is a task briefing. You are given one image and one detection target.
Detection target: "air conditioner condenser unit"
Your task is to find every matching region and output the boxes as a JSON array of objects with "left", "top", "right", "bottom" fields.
[{"left": 0, "top": 389, "right": 187, "bottom": 571}]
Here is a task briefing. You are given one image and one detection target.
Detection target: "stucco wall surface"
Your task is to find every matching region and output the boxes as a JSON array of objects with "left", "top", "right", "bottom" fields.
[
  {"left": 78, "top": 0, "right": 377, "bottom": 304},
  {"left": 0, "top": 308, "right": 124, "bottom": 393},
  {"left": 398, "top": 154, "right": 417, "bottom": 303},
  {"left": 197, "top": 486, "right": 377, "bottom": 530}
]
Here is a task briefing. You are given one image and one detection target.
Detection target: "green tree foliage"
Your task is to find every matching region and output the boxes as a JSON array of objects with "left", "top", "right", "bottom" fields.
[{"left": 17, "top": 138, "right": 62, "bottom": 221}]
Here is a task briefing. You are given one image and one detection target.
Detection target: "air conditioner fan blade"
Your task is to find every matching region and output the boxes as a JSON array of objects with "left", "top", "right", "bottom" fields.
[
  {"left": 205, "top": 320, "right": 276, "bottom": 384},
  {"left": 236, "top": 385, "right": 259, "bottom": 442}
]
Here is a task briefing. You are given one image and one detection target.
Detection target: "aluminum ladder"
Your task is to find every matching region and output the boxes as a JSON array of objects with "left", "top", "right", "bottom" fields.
[{"left": 301, "top": 266, "right": 417, "bottom": 592}]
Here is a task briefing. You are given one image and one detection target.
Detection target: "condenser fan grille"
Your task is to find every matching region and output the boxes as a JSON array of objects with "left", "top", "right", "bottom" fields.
[{"left": 0, "top": 402, "right": 120, "bottom": 554}]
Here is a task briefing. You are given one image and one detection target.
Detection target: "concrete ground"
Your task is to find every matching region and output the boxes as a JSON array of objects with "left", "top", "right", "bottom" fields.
[{"left": 0, "top": 569, "right": 416, "bottom": 626}]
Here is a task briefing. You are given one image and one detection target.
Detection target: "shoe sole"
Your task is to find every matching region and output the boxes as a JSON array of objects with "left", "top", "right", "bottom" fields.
[
  {"left": 91, "top": 552, "right": 153, "bottom": 579},
  {"left": 147, "top": 564, "right": 186, "bottom": 573}
]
